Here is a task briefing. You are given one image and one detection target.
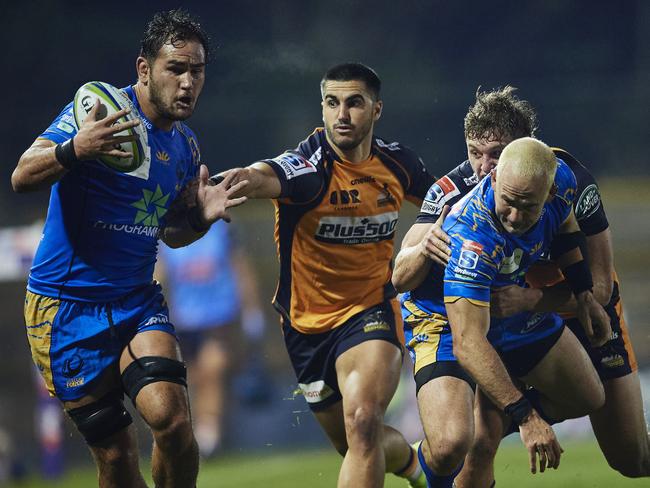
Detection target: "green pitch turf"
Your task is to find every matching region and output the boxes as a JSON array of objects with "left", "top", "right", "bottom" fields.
[{"left": 6, "top": 441, "right": 647, "bottom": 487}]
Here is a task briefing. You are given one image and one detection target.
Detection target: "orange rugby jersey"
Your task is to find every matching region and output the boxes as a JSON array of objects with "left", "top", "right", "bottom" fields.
[{"left": 262, "top": 128, "right": 435, "bottom": 334}]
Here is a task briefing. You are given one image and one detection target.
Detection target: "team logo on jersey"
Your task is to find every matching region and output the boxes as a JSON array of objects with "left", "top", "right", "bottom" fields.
[
  {"left": 375, "top": 138, "right": 400, "bottom": 151},
  {"left": 298, "top": 380, "right": 335, "bottom": 404},
  {"left": 362, "top": 311, "right": 390, "bottom": 333},
  {"left": 315, "top": 212, "right": 398, "bottom": 244},
  {"left": 131, "top": 184, "right": 170, "bottom": 226},
  {"left": 155, "top": 150, "right": 170, "bottom": 163},
  {"left": 421, "top": 176, "right": 460, "bottom": 215},
  {"left": 56, "top": 113, "right": 76, "bottom": 134},
  {"left": 272, "top": 152, "right": 317, "bottom": 180},
  {"left": 377, "top": 183, "right": 396, "bottom": 207},
  {"left": 575, "top": 184, "right": 601, "bottom": 221},
  {"left": 463, "top": 173, "right": 480, "bottom": 186},
  {"left": 62, "top": 354, "right": 84, "bottom": 378},
  {"left": 458, "top": 240, "right": 483, "bottom": 270},
  {"left": 499, "top": 248, "right": 524, "bottom": 275}
]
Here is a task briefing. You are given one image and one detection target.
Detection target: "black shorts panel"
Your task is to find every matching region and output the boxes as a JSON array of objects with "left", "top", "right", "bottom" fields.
[
  {"left": 282, "top": 300, "right": 402, "bottom": 412},
  {"left": 566, "top": 296, "right": 635, "bottom": 381},
  {"left": 499, "top": 325, "right": 564, "bottom": 378}
]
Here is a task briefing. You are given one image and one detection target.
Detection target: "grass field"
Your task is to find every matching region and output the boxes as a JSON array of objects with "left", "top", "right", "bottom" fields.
[{"left": 5, "top": 441, "right": 648, "bottom": 487}]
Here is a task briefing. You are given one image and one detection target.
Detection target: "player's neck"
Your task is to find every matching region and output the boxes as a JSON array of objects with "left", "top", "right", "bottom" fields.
[
  {"left": 328, "top": 134, "right": 373, "bottom": 164},
  {"left": 134, "top": 83, "right": 175, "bottom": 132}
]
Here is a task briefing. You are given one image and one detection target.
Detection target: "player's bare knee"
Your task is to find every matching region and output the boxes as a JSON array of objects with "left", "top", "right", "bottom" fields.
[
  {"left": 424, "top": 431, "right": 471, "bottom": 474},
  {"left": 150, "top": 409, "right": 194, "bottom": 452},
  {"left": 344, "top": 404, "right": 383, "bottom": 451},
  {"left": 92, "top": 441, "right": 137, "bottom": 470},
  {"left": 468, "top": 431, "right": 500, "bottom": 464}
]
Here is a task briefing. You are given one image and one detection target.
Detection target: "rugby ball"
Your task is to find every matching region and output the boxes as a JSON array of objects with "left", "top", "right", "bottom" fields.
[{"left": 73, "top": 81, "right": 147, "bottom": 173}]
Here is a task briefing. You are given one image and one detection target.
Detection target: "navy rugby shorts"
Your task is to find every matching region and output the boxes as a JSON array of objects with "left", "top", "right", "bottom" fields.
[{"left": 282, "top": 299, "right": 403, "bottom": 411}]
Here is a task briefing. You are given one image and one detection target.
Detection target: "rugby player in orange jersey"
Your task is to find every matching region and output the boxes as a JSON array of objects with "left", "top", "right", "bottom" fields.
[
  {"left": 215, "top": 63, "right": 436, "bottom": 487},
  {"left": 394, "top": 86, "right": 648, "bottom": 486}
]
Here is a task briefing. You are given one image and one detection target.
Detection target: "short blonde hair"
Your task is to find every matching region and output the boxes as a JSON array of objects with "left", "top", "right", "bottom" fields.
[{"left": 497, "top": 137, "right": 557, "bottom": 190}]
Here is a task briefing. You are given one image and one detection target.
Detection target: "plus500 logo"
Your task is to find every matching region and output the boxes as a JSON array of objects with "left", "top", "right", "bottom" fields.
[{"left": 315, "top": 212, "right": 398, "bottom": 244}]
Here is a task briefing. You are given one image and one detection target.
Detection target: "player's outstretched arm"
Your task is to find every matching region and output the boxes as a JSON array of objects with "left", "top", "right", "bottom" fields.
[
  {"left": 12, "top": 100, "right": 139, "bottom": 192},
  {"left": 447, "top": 298, "right": 562, "bottom": 474},
  {"left": 161, "top": 165, "right": 248, "bottom": 248},
  {"left": 553, "top": 211, "right": 612, "bottom": 346},
  {"left": 211, "top": 162, "right": 282, "bottom": 199},
  {"left": 392, "top": 206, "right": 451, "bottom": 292}
]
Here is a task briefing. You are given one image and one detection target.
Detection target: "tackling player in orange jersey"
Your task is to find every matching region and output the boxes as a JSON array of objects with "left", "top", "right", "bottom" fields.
[{"left": 216, "top": 63, "right": 435, "bottom": 488}]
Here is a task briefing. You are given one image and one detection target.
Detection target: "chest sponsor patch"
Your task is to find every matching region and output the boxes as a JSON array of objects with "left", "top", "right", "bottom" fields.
[
  {"left": 575, "top": 184, "right": 601, "bottom": 221},
  {"left": 315, "top": 211, "right": 398, "bottom": 244},
  {"left": 272, "top": 152, "right": 317, "bottom": 180},
  {"left": 499, "top": 248, "right": 524, "bottom": 275},
  {"left": 421, "top": 176, "right": 460, "bottom": 215}
]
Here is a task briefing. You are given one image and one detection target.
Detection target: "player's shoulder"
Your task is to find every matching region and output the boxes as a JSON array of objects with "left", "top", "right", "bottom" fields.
[
  {"left": 448, "top": 180, "right": 502, "bottom": 245},
  {"left": 373, "top": 135, "right": 423, "bottom": 166},
  {"left": 553, "top": 156, "right": 578, "bottom": 204},
  {"left": 294, "top": 128, "right": 327, "bottom": 161}
]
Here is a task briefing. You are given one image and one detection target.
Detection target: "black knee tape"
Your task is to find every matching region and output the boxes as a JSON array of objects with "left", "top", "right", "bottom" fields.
[
  {"left": 67, "top": 390, "right": 133, "bottom": 446},
  {"left": 121, "top": 356, "right": 187, "bottom": 402}
]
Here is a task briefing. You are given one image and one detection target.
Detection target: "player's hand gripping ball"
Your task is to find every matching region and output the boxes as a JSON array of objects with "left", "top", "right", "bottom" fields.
[{"left": 73, "top": 81, "right": 147, "bottom": 172}]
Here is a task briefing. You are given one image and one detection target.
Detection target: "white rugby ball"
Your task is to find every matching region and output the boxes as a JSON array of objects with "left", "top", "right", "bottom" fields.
[{"left": 73, "top": 81, "right": 147, "bottom": 173}]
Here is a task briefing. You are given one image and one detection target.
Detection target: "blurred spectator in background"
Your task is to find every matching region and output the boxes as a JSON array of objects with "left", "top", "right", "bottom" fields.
[
  {"left": 156, "top": 220, "right": 269, "bottom": 458},
  {"left": 34, "top": 369, "right": 65, "bottom": 479}
]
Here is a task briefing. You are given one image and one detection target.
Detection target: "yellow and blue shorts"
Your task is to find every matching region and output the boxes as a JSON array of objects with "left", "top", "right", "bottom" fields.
[
  {"left": 24, "top": 283, "right": 177, "bottom": 402},
  {"left": 402, "top": 299, "right": 565, "bottom": 392},
  {"left": 402, "top": 298, "right": 475, "bottom": 393}
]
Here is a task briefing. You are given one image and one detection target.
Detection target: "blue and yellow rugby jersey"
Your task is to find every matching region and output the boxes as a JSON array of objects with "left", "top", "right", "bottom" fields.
[
  {"left": 403, "top": 158, "right": 577, "bottom": 350},
  {"left": 28, "top": 85, "right": 200, "bottom": 302},
  {"left": 414, "top": 149, "right": 621, "bottom": 319},
  {"left": 263, "top": 128, "right": 435, "bottom": 334}
]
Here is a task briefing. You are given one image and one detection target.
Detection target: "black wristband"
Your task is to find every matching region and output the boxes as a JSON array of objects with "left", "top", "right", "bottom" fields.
[
  {"left": 54, "top": 138, "right": 79, "bottom": 170},
  {"left": 187, "top": 206, "right": 210, "bottom": 233},
  {"left": 562, "top": 259, "right": 594, "bottom": 295},
  {"left": 504, "top": 396, "right": 533, "bottom": 426}
]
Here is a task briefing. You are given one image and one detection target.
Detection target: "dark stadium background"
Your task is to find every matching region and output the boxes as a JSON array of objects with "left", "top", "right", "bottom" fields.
[{"left": 0, "top": 0, "right": 648, "bottom": 483}]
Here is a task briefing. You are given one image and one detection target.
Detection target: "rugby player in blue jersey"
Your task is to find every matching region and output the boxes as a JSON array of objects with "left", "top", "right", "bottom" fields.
[
  {"left": 12, "top": 10, "right": 247, "bottom": 488},
  {"left": 393, "top": 137, "right": 610, "bottom": 487},
  {"left": 395, "top": 87, "right": 649, "bottom": 486}
]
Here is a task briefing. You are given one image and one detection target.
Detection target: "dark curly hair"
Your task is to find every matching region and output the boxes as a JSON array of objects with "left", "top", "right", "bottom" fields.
[
  {"left": 140, "top": 9, "right": 210, "bottom": 62},
  {"left": 464, "top": 86, "right": 537, "bottom": 141}
]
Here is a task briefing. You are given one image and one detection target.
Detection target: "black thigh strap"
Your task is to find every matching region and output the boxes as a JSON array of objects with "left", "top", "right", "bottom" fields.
[
  {"left": 67, "top": 390, "right": 133, "bottom": 446},
  {"left": 121, "top": 356, "right": 187, "bottom": 402}
]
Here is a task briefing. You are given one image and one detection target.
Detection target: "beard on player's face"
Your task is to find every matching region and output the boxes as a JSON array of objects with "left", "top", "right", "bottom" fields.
[
  {"left": 325, "top": 116, "right": 373, "bottom": 152},
  {"left": 148, "top": 72, "right": 193, "bottom": 122}
]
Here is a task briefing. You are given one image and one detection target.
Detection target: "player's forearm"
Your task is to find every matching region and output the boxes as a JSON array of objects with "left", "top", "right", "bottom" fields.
[
  {"left": 392, "top": 245, "right": 433, "bottom": 292},
  {"left": 160, "top": 213, "right": 207, "bottom": 249},
  {"left": 454, "top": 332, "right": 522, "bottom": 409},
  {"left": 12, "top": 144, "right": 69, "bottom": 192}
]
